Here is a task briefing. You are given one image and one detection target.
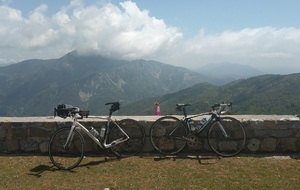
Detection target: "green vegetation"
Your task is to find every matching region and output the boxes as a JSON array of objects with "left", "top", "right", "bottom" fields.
[
  {"left": 120, "top": 73, "right": 300, "bottom": 115},
  {"left": 0, "top": 155, "right": 299, "bottom": 189}
]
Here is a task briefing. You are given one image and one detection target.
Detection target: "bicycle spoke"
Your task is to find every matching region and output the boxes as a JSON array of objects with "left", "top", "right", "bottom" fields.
[
  {"left": 207, "top": 117, "right": 246, "bottom": 157},
  {"left": 48, "top": 127, "right": 85, "bottom": 170},
  {"left": 150, "top": 116, "right": 188, "bottom": 155},
  {"left": 109, "top": 119, "right": 145, "bottom": 157}
]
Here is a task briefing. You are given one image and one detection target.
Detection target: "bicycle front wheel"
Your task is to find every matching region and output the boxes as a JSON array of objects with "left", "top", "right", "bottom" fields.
[
  {"left": 150, "top": 116, "right": 188, "bottom": 155},
  {"left": 48, "top": 127, "right": 85, "bottom": 170},
  {"left": 207, "top": 117, "right": 246, "bottom": 157},
  {"left": 108, "top": 119, "right": 145, "bottom": 157}
]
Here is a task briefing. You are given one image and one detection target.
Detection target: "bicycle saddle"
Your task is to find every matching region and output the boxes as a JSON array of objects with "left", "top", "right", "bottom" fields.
[
  {"left": 175, "top": 103, "right": 190, "bottom": 111},
  {"left": 105, "top": 101, "right": 121, "bottom": 113},
  {"left": 176, "top": 103, "right": 191, "bottom": 108}
]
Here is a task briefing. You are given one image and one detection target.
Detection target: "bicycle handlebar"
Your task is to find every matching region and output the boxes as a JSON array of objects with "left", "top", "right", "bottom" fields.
[
  {"left": 175, "top": 101, "right": 232, "bottom": 116},
  {"left": 211, "top": 102, "right": 232, "bottom": 114},
  {"left": 55, "top": 101, "right": 122, "bottom": 119}
]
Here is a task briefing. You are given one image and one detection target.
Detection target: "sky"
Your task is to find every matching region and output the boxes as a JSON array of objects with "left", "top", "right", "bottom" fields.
[{"left": 0, "top": 0, "right": 300, "bottom": 74}]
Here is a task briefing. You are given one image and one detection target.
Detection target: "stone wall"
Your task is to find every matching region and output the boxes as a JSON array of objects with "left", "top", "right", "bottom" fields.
[{"left": 0, "top": 115, "right": 299, "bottom": 154}]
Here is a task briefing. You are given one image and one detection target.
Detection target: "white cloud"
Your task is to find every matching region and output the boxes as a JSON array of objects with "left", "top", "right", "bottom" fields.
[
  {"left": 177, "top": 27, "right": 300, "bottom": 70},
  {"left": 0, "top": 1, "right": 182, "bottom": 63},
  {"left": 0, "top": 1, "right": 300, "bottom": 73},
  {"left": 68, "top": 1, "right": 182, "bottom": 59}
]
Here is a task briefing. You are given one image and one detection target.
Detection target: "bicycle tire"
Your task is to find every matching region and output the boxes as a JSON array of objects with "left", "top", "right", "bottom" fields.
[
  {"left": 150, "top": 116, "right": 188, "bottom": 155},
  {"left": 207, "top": 117, "right": 246, "bottom": 157},
  {"left": 48, "top": 127, "right": 85, "bottom": 170},
  {"left": 108, "top": 119, "right": 146, "bottom": 157}
]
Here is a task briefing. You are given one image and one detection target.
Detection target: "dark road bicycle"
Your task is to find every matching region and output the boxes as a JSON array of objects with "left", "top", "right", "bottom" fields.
[
  {"left": 48, "top": 102, "right": 145, "bottom": 170},
  {"left": 150, "top": 102, "right": 246, "bottom": 157}
]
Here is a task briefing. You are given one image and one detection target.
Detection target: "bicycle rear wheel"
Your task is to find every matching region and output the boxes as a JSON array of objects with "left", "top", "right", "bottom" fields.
[
  {"left": 150, "top": 116, "right": 188, "bottom": 155},
  {"left": 48, "top": 127, "right": 85, "bottom": 170},
  {"left": 108, "top": 119, "right": 145, "bottom": 157},
  {"left": 207, "top": 117, "right": 246, "bottom": 157}
]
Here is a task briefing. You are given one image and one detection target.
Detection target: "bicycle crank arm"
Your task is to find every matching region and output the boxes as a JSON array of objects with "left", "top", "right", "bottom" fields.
[{"left": 182, "top": 136, "right": 195, "bottom": 143}]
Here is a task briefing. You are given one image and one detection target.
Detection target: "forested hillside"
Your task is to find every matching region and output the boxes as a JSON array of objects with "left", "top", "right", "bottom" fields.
[{"left": 119, "top": 73, "right": 300, "bottom": 115}]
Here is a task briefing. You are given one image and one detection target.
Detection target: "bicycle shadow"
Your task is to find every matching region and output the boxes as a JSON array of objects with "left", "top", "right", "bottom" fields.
[
  {"left": 78, "top": 156, "right": 121, "bottom": 168},
  {"left": 27, "top": 156, "right": 120, "bottom": 177},
  {"left": 27, "top": 164, "right": 56, "bottom": 177},
  {"left": 149, "top": 153, "right": 221, "bottom": 165}
]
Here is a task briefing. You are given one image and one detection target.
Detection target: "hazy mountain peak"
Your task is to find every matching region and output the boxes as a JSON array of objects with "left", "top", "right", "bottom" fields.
[{"left": 193, "top": 62, "right": 264, "bottom": 85}]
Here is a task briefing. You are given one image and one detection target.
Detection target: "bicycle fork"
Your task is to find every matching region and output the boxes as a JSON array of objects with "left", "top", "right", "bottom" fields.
[
  {"left": 216, "top": 121, "right": 230, "bottom": 138},
  {"left": 63, "top": 123, "right": 77, "bottom": 150}
]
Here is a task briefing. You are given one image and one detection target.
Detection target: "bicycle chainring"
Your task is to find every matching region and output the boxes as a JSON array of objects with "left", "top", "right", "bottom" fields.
[{"left": 186, "top": 134, "right": 199, "bottom": 147}]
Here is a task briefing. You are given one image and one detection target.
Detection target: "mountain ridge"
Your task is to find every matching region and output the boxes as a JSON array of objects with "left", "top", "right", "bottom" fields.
[
  {"left": 119, "top": 73, "right": 300, "bottom": 116},
  {"left": 194, "top": 62, "right": 264, "bottom": 85},
  {"left": 1, "top": 52, "right": 298, "bottom": 116},
  {"left": 0, "top": 52, "right": 206, "bottom": 116}
]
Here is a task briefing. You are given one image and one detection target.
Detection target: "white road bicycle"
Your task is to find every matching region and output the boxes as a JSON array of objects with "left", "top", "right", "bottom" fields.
[{"left": 48, "top": 102, "right": 145, "bottom": 170}]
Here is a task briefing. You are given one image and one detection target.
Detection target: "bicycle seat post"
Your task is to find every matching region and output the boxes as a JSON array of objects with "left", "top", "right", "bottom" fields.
[{"left": 183, "top": 107, "right": 187, "bottom": 117}]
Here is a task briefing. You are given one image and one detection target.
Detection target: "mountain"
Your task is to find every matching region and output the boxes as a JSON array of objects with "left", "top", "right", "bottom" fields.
[
  {"left": 221, "top": 73, "right": 300, "bottom": 114},
  {"left": 0, "top": 51, "right": 206, "bottom": 116},
  {"left": 120, "top": 73, "right": 300, "bottom": 115},
  {"left": 2, "top": 51, "right": 298, "bottom": 116},
  {"left": 194, "top": 62, "right": 264, "bottom": 85}
]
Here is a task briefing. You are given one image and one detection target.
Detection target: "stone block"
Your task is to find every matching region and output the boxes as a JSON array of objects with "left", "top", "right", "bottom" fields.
[
  {"left": 0, "top": 127, "right": 6, "bottom": 139},
  {"left": 276, "top": 121, "right": 293, "bottom": 130},
  {"left": 264, "top": 120, "right": 278, "bottom": 129},
  {"left": 142, "top": 137, "right": 155, "bottom": 152},
  {"left": 6, "top": 139, "right": 19, "bottom": 152},
  {"left": 43, "top": 122, "right": 56, "bottom": 129},
  {"left": 289, "top": 121, "right": 300, "bottom": 129},
  {"left": 254, "top": 129, "right": 270, "bottom": 138},
  {"left": 248, "top": 120, "right": 265, "bottom": 129},
  {"left": 279, "top": 138, "right": 297, "bottom": 152},
  {"left": 20, "top": 139, "right": 38, "bottom": 152},
  {"left": 11, "top": 122, "right": 23, "bottom": 128},
  {"left": 6, "top": 127, "right": 28, "bottom": 139},
  {"left": 270, "top": 130, "right": 294, "bottom": 138},
  {"left": 39, "top": 141, "right": 49, "bottom": 153},
  {"left": 28, "top": 127, "right": 48, "bottom": 138},
  {"left": 261, "top": 138, "right": 277, "bottom": 152},
  {"left": 0, "top": 141, "right": 4, "bottom": 152},
  {"left": 247, "top": 139, "right": 261, "bottom": 152}
]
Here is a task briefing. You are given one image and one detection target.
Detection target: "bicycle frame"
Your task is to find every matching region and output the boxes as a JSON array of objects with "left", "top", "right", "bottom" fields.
[
  {"left": 182, "top": 110, "right": 230, "bottom": 138},
  {"left": 150, "top": 102, "right": 245, "bottom": 156},
  {"left": 64, "top": 114, "right": 130, "bottom": 149}
]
